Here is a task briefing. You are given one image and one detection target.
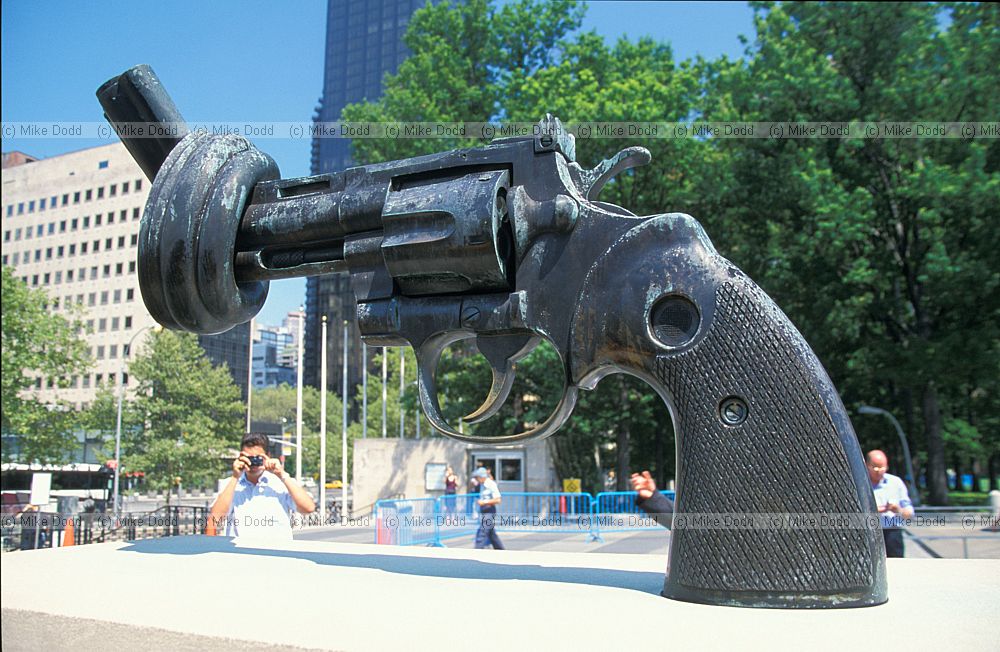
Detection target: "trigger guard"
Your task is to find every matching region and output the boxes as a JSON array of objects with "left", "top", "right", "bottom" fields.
[{"left": 415, "top": 334, "right": 579, "bottom": 445}]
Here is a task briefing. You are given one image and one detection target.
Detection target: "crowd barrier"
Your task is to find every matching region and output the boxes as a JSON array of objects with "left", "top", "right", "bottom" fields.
[{"left": 373, "top": 490, "right": 674, "bottom": 546}]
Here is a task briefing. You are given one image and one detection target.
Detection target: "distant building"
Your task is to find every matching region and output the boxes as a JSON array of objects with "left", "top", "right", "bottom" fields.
[
  {"left": 251, "top": 313, "right": 300, "bottom": 388},
  {"left": 305, "top": 0, "right": 435, "bottom": 397},
  {"left": 1, "top": 144, "right": 252, "bottom": 407}
]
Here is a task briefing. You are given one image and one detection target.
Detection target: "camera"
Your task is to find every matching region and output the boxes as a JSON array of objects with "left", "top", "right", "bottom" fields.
[{"left": 247, "top": 455, "right": 265, "bottom": 467}]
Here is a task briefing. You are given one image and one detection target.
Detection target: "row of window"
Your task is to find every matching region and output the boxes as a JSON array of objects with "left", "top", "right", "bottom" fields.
[
  {"left": 3, "top": 206, "right": 143, "bottom": 242},
  {"left": 14, "top": 259, "right": 137, "bottom": 289},
  {"left": 3, "top": 233, "right": 139, "bottom": 265},
  {"left": 42, "top": 287, "right": 137, "bottom": 312},
  {"left": 84, "top": 314, "right": 135, "bottom": 333},
  {"left": 35, "top": 372, "right": 129, "bottom": 391},
  {"left": 5, "top": 178, "right": 143, "bottom": 218}
]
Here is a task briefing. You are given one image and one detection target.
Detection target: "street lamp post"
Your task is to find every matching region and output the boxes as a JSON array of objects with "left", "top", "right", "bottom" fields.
[
  {"left": 858, "top": 405, "right": 921, "bottom": 505},
  {"left": 113, "top": 324, "right": 160, "bottom": 515}
]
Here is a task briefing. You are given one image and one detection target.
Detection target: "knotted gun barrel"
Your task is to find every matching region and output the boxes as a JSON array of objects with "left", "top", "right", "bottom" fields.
[{"left": 99, "top": 65, "right": 888, "bottom": 610}]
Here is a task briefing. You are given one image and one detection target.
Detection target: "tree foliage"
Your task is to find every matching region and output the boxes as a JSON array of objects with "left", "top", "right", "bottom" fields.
[
  {"left": 337, "top": 1, "right": 1000, "bottom": 500},
  {"left": 1, "top": 266, "right": 91, "bottom": 463},
  {"left": 100, "top": 330, "right": 245, "bottom": 492}
]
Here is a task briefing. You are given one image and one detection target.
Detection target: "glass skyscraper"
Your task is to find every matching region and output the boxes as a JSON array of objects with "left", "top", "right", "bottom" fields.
[{"left": 305, "top": 0, "right": 432, "bottom": 394}]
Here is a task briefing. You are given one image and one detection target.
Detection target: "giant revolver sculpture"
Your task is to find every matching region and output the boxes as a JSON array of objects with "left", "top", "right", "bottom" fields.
[{"left": 98, "top": 65, "right": 887, "bottom": 609}]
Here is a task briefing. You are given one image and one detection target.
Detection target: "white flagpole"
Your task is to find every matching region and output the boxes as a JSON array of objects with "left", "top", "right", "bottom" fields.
[
  {"left": 320, "top": 317, "right": 328, "bottom": 523},
  {"left": 341, "top": 321, "right": 349, "bottom": 519},
  {"left": 399, "top": 349, "right": 405, "bottom": 438},
  {"left": 295, "top": 307, "right": 304, "bottom": 482},
  {"left": 246, "top": 317, "right": 254, "bottom": 433},
  {"left": 362, "top": 342, "right": 368, "bottom": 439},
  {"left": 381, "top": 353, "right": 387, "bottom": 438}
]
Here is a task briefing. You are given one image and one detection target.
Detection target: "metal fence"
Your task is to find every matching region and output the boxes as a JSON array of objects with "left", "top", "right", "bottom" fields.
[{"left": 1, "top": 506, "right": 209, "bottom": 552}]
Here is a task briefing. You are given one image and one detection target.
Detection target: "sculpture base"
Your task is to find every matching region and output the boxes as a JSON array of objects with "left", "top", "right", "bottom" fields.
[{"left": 2, "top": 537, "right": 997, "bottom": 650}]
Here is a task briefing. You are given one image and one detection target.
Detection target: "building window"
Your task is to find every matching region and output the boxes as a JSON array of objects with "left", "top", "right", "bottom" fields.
[
  {"left": 67, "top": 269, "right": 74, "bottom": 281},
  {"left": 122, "top": 181, "right": 130, "bottom": 194},
  {"left": 46, "top": 248, "right": 53, "bottom": 260},
  {"left": 99, "top": 318, "right": 107, "bottom": 331},
  {"left": 36, "top": 225, "right": 43, "bottom": 237},
  {"left": 112, "top": 317, "right": 120, "bottom": 330},
  {"left": 43, "top": 272, "right": 50, "bottom": 284},
  {"left": 128, "top": 261, "right": 136, "bottom": 274},
  {"left": 110, "top": 345, "right": 118, "bottom": 358},
  {"left": 99, "top": 160, "right": 109, "bottom": 169},
  {"left": 96, "top": 373, "right": 103, "bottom": 385},
  {"left": 83, "top": 216, "right": 90, "bottom": 228},
  {"left": 81, "top": 242, "right": 88, "bottom": 254},
  {"left": 60, "top": 220, "right": 66, "bottom": 232},
  {"left": 62, "top": 194, "right": 69, "bottom": 206},
  {"left": 48, "top": 223, "right": 55, "bottom": 235},
  {"left": 55, "top": 271, "right": 62, "bottom": 284},
  {"left": 31, "top": 275, "right": 39, "bottom": 285},
  {"left": 131, "top": 234, "right": 138, "bottom": 246},
  {"left": 88, "top": 293, "right": 96, "bottom": 306},
  {"left": 119, "top": 209, "right": 127, "bottom": 221},
  {"left": 93, "top": 240, "right": 100, "bottom": 252},
  {"left": 86, "top": 319, "right": 94, "bottom": 331},
  {"left": 114, "top": 289, "right": 122, "bottom": 303},
  {"left": 133, "top": 207, "right": 140, "bottom": 220},
  {"left": 110, "top": 184, "right": 117, "bottom": 197},
  {"left": 124, "top": 315, "right": 133, "bottom": 328},
  {"left": 90, "top": 266, "right": 98, "bottom": 279},
  {"left": 71, "top": 218, "right": 78, "bottom": 230},
  {"left": 97, "top": 187, "right": 105, "bottom": 199},
  {"left": 69, "top": 244, "right": 76, "bottom": 256},
  {"left": 118, "top": 236, "right": 125, "bottom": 249},
  {"left": 105, "top": 238, "right": 112, "bottom": 250},
  {"left": 126, "top": 289, "right": 135, "bottom": 301},
  {"left": 97, "top": 346, "right": 105, "bottom": 359},
  {"left": 85, "top": 189, "right": 93, "bottom": 201},
  {"left": 107, "top": 212, "right": 114, "bottom": 225},
  {"left": 95, "top": 214, "right": 102, "bottom": 226},
  {"left": 18, "top": 203, "right": 24, "bottom": 215},
  {"left": 103, "top": 264, "right": 111, "bottom": 277},
  {"left": 57, "top": 246, "right": 64, "bottom": 257},
  {"left": 82, "top": 375, "right": 91, "bottom": 388},
  {"left": 73, "top": 192, "right": 81, "bottom": 204},
  {"left": 39, "top": 198, "right": 46, "bottom": 211},
  {"left": 29, "top": 200, "right": 35, "bottom": 213}
]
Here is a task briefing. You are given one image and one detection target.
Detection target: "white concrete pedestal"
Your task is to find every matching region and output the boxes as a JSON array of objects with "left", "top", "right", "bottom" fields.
[{"left": 2, "top": 536, "right": 998, "bottom": 651}]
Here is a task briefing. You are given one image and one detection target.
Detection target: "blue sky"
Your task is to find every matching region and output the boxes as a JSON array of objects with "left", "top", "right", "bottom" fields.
[{"left": 2, "top": 1, "right": 755, "bottom": 325}]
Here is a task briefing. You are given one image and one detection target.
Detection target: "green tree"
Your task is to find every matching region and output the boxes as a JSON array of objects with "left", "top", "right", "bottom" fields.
[
  {"left": 112, "top": 330, "right": 244, "bottom": 492},
  {"left": 1, "top": 266, "right": 91, "bottom": 463},
  {"left": 700, "top": 2, "right": 1000, "bottom": 503}
]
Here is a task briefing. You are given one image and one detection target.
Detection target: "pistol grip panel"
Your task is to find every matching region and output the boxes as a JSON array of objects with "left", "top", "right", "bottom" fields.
[
  {"left": 571, "top": 214, "right": 887, "bottom": 608},
  {"left": 655, "top": 279, "right": 886, "bottom": 608}
]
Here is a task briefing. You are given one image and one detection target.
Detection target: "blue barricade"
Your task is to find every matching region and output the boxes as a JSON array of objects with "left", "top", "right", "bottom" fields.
[
  {"left": 374, "top": 490, "right": 675, "bottom": 546},
  {"left": 590, "top": 490, "right": 675, "bottom": 541}
]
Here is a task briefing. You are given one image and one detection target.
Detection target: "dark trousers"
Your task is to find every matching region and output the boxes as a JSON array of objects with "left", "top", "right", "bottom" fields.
[
  {"left": 475, "top": 508, "right": 505, "bottom": 550},
  {"left": 883, "top": 528, "right": 905, "bottom": 558}
]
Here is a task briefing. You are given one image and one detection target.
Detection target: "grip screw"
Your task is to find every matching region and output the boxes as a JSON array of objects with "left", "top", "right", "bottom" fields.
[
  {"left": 461, "top": 306, "right": 481, "bottom": 327},
  {"left": 719, "top": 397, "right": 749, "bottom": 426}
]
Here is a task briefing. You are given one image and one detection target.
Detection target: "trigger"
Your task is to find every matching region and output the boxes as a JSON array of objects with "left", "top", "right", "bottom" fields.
[
  {"left": 463, "top": 334, "right": 541, "bottom": 424},
  {"left": 570, "top": 146, "right": 651, "bottom": 201}
]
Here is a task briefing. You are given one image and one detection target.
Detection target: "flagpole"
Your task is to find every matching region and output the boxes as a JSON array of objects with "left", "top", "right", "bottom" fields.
[{"left": 320, "top": 316, "right": 328, "bottom": 523}]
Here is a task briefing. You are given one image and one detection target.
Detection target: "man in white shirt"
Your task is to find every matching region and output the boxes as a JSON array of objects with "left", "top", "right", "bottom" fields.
[
  {"left": 867, "top": 449, "right": 914, "bottom": 558},
  {"left": 209, "top": 432, "right": 316, "bottom": 540},
  {"left": 473, "top": 467, "right": 504, "bottom": 550}
]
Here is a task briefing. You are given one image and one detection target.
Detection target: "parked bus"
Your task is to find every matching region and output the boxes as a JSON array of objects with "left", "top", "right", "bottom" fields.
[{"left": 1, "top": 463, "right": 113, "bottom": 514}]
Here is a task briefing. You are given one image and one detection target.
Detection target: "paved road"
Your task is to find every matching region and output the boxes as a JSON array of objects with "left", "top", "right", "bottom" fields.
[{"left": 295, "top": 523, "right": 1000, "bottom": 558}]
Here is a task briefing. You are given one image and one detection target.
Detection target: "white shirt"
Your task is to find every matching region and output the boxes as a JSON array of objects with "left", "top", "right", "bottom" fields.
[
  {"left": 871, "top": 472, "right": 913, "bottom": 529},
  {"left": 222, "top": 471, "right": 295, "bottom": 540}
]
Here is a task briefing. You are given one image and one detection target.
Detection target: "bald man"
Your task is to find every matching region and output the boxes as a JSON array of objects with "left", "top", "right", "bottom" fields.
[{"left": 867, "top": 449, "right": 914, "bottom": 558}]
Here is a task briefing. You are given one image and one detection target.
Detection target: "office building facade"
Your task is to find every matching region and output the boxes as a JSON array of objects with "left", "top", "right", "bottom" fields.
[{"left": 2, "top": 143, "right": 250, "bottom": 407}]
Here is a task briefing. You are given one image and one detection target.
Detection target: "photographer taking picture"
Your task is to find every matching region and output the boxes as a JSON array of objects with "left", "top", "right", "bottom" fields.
[{"left": 209, "top": 432, "right": 315, "bottom": 540}]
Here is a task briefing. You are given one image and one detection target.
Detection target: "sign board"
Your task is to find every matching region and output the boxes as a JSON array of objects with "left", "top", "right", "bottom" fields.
[
  {"left": 562, "top": 478, "right": 581, "bottom": 493},
  {"left": 30, "top": 472, "right": 52, "bottom": 506},
  {"left": 425, "top": 463, "right": 447, "bottom": 491}
]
